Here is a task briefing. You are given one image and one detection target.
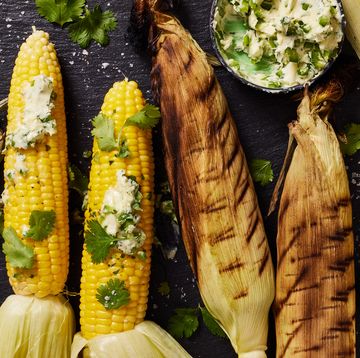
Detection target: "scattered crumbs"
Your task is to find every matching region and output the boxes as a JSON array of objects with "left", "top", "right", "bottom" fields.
[
  {"left": 69, "top": 61, "right": 74, "bottom": 65},
  {"left": 101, "top": 62, "right": 110, "bottom": 69},
  {"left": 82, "top": 49, "right": 89, "bottom": 56},
  {"left": 20, "top": 11, "right": 25, "bottom": 15},
  {"left": 72, "top": 52, "right": 76, "bottom": 56},
  {"left": 129, "top": 63, "right": 134, "bottom": 68},
  {"left": 120, "top": 52, "right": 124, "bottom": 56},
  {"left": 5, "top": 17, "right": 12, "bottom": 22},
  {"left": 125, "top": 42, "right": 129, "bottom": 46},
  {"left": 6, "top": 24, "right": 11, "bottom": 28}
]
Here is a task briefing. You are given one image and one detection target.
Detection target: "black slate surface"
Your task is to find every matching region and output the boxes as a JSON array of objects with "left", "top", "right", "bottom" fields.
[{"left": 0, "top": 1, "right": 359, "bottom": 358}]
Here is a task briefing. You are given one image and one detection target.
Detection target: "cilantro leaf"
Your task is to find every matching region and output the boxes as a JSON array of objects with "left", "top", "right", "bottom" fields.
[
  {"left": 96, "top": 278, "right": 130, "bottom": 310},
  {"left": 85, "top": 220, "right": 117, "bottom": 263},
  {"left": 25, "top": 210, "right": 56, "bottom": 241},
  {"left": 200, "top": 306, "right": 226, "bottom": 338},
  {"left": 2, "top": 227, "right": 34, "bottom": 269},
  {"left": 158, "top": 281, "right": 170, "bottom": 296},
  {"left": 124, "top": 105, "right": 161, "bottom": 129},
  {"left": 35, "top": 0, "right": 85, "bottom": 27},
  {"left": 91, "top": 113, "right": 117, "bottom": 151},
  {"left": 68, "top": 164, "right": 89, "bottom": 197},
  {"left": 168, "top": 308, "right": 199, "bottom": 339},
  {"left": 67, "top": 5, "right": 117, "bottom": 48},
  {"left": 340, "top": 123, "right": 360, "bottom": 156},
  {"left": 249, "top": 159, "right": 274, "bottom": 186}
]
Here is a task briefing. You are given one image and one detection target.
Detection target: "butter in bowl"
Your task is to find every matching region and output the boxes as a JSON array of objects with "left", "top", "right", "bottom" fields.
[{"left": 210, "top": 0, "right": 345, "bottom": 93}]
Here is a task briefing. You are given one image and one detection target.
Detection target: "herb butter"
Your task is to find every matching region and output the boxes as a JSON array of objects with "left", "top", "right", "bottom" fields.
[
  {"left": 6, "top": 74, "right": 56, "bottom": 149},
  {"left": 100, "top": 170, "right": 145, "bottom": 255},
  {"left": 213, "top": 0, "right": 343, "bottom": 89}
]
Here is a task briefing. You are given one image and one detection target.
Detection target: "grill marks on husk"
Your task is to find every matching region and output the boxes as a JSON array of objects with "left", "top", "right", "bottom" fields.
[
  {"left": 275, "top": 104, "right": 355, "bottom": 356},
  {"left": 150, "top": 10, "right": 274, "bottom": 353}
]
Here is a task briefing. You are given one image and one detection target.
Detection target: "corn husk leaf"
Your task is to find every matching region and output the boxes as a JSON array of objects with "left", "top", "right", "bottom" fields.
[
  {"left": 0, "top": 294, "right": 75, "bottom": 358},
  {"left": 71, "top": 321, "right": 192, "bottom": 358},
  {"left": 140, "top": 3, "right": 275, "bottom": 356},
  {"left": 273, "top": 83, "right": 356, "bottom": 357}
]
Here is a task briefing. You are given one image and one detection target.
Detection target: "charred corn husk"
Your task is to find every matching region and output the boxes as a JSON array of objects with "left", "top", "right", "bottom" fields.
[
  {"left": 71, "top": 80, "right": 191, "bottom": 358},
  {"left": 133, "top": 1, "right": 275, "bottom": 356},
  {"left": 0, "top": 29, "right": 74, "bottom": 358},
  {"left": 273, "top": 83, "right": 356, "bottom": 357},
  {"left": 342, "top": 0, "right": 360, "bottom": 59}
]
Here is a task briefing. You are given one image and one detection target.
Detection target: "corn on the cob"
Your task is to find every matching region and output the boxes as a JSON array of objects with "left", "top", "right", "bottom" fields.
[
  {"left": 3, "top": 29, "right": 69, "bottom": 297},
  {"left": 0, "top": 29, "right": 74, "bottom": 358},
  {"left": 273, "top": 83, "right": 356, "bottom": 357},
  {"left": 72, "top": 80, "right": 191, "bottom": 357},
  {"left": 342, "top": 0, "right": 360, "bottom": 59},
  {"left": 80, "top": 80, "right": 154, "bottom": 339},
  {"left": 133, "top": 1, "right": 275, "bottom": 356}
]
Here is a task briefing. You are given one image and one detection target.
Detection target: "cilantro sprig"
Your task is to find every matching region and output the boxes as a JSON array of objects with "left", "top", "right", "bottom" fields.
[
  {"left": 124, "top": 105, "right": 161, "bottom": 129},
  {"left": 2, "top": 227, "right": 34, "bottom": 269},
  {"left": 340, "top": 123, "right": 360, "bottom": 156},
  {"left": 168, "top": 308, "right": 199, "bottom": 339},
  {"left": 35, "top": 0, "right": 85, "bottom": 27},
  {"left": 68, "top": 6, "right": 117, "bottom": 48},
  {"left": 91, "top": 105, "right": 161, "bottom": 153},
  {"left": 25, "top": 210, "right": 56, "bottom": 241},
  {"left": 168, "top": 306, "right": 226, "bottom": 339},
  {"left": 35, "top": 1, "right": 117, "bottom": 48},
  {"left": 96, "top": 278, "right": 130, "bottom": 310},
  {"left": 249, "top": 159, "right": 274, "bottom": 186}
]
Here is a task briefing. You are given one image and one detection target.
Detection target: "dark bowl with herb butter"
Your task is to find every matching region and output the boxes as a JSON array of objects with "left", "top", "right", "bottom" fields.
[{"left": 210, "top": 0, "right": 346, "bottom": 94}]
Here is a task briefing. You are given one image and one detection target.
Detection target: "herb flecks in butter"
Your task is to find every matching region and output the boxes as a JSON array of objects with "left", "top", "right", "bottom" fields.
[
  {"left": 214, "top": 0, "right": 343, "bottom": 89},
  {"left": 99, "top": 170, "right": 146, "bottom": 256},
  {"left": 6, "top": 74, "right": 56, "bottom": 149}
]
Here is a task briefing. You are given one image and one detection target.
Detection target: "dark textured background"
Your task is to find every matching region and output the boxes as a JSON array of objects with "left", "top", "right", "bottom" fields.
[{"left": 0, "top": 1, "right": 359, "bottom": 357}]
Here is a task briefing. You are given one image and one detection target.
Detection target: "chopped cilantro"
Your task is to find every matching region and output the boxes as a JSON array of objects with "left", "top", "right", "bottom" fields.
[
  {"left": 68, "top": 164, "right": 89, "bottom": 198},
  {"left": 85, "top": 220, "right": 118, "bottom": 263},
  {"left": 137, "top": 250, "right": 147, "bottom": 261},
  {"left": 67, "top": 5, "right": 117, "bottom": 48},
  {"left": 168, "top": 308, "right": 199, "bottom": 339},
  {"left": 160, "top": 200, "right": 178, "bottom": 224},
  {"left": 91, "top": 113, "right": 117, "bottom": 151},
  {"left": 82, "top": 150, "right": 92, "bottom": 159},
  {"left": 35, "top": 0, "right": 85, "bottom": 27},
  {"left": 249, "top": 159, "right": 274, "bottom": 186},
  {"left": 340, "top": 123, "right": 360, "bottom": 156},
  {"left": 96, "top": 278, "right": 130, "bottom": 310},
  {"left": 2, "top": 227, "right": 34, "bottom": 269},
  {"left": 200, "top": 306, "right": 226, "bottom": 338},
  {"left": 158, "top": 281, "right": 170, "bottom": 296},
  {"left": 117, "top": 139, "right": 130, "bottom": 158},
  {"left": 25, "top": 210, "right": 56, "bottom": 241},
  {"left": 124, "top": 104, "right": 161, "bottom": 130}
]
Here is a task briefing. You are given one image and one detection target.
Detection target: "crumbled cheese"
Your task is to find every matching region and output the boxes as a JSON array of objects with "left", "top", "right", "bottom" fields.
[{"left": 6, "top": 75, "right": 56, "bottom": 149}]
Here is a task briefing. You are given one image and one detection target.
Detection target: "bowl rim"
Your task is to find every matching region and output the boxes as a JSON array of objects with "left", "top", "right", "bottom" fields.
[{"left": 209, "top": 0, "right": 347, "bottom": 94}]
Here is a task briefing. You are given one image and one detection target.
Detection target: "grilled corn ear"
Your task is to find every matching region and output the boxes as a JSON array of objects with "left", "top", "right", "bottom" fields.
[
  {"left": 273, "top": 83, "right": 356, "bottom": 357},
  {"left": 0, "top": 29, "right": 74, "bottom": 358},
  {"left": 133, "top": 1, "right": 275, "bottom": 355}
]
